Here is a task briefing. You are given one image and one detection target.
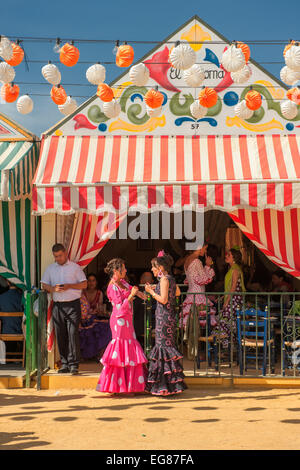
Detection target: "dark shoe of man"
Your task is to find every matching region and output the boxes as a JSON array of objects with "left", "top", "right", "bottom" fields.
[
  {"left": 70, "top": 367, "right": 79, "bottom": 375},
  {"left": 57, "top": 366, "right": 70, "bottom": 374}
]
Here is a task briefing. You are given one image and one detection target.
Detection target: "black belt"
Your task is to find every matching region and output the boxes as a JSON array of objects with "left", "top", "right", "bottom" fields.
[{"left": 53, "top": 298, "right": 81, "bottom": 306}]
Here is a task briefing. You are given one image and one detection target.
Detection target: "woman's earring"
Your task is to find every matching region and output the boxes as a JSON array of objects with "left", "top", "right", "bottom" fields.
[{"left": 112, "top": 273, "right": 118, "bottom": 281}]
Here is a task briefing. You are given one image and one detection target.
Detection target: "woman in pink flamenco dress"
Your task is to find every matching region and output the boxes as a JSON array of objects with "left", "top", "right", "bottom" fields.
[
  {"left": 181, "top": 245, "right": 216, "bottom": 329},
  {"left": 96, "top": 258, "right": 148, "bottom": 395}
]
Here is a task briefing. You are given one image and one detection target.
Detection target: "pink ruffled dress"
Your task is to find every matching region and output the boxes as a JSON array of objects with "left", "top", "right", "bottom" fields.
[
  {"left": 96, "top": 280, "right": 148, "bottom": 393},
  {"left": 181, "top": 258, "right": 216, "bottom": 328}
]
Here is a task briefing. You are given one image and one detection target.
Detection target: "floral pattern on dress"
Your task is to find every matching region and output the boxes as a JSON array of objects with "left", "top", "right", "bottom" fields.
[
  {"left": 181, "top": 258, "right": 216, "bottom": 328},
  {"left": 146, "top": 274, "right": 187, "bottom": 396},
  {"left": 213, "top": 278, "right": 243, "bottom": 349}
]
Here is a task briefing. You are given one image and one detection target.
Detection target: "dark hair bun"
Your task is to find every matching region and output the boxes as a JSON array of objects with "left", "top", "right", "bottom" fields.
[{"left": 155, "top": 252, "right": 174, "bottom": 273}]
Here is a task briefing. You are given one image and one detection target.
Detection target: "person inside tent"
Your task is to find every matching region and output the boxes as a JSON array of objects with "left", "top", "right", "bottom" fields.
[
  {"left": 0, "top": 278, "right": 24, "bottom": 362},
  {"left": 0, "top": 279, "right": 23, "bottom": 334}
]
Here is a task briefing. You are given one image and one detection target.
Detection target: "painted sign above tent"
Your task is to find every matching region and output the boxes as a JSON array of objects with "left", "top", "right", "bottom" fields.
[
  {"left": 0, "top": 112, "right": 37, "bottom": 141},
  {"left": 47, "top": 16, "right": 300, "bottom": 137}
]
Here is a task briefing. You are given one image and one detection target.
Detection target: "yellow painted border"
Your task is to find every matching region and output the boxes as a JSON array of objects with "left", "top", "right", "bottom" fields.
[
  {"left": 3, "top": 373, "right": 300, "bottom": 390},
  {"left": 32, "top": 375, "right": 300, "bottom": 390},
  {"left": 0, "top": 114, "right": 34, "bottom": 141},
  {"left": 0, "top": 376, "right": 24, "bottom": 389}
]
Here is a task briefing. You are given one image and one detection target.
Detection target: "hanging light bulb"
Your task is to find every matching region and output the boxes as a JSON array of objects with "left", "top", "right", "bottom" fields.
[
  {"left": 112, "top": 40, "right": 119, "bottom": 55},
  {"left": 53, "top": 38, "right": 61, "bottom": 53}
]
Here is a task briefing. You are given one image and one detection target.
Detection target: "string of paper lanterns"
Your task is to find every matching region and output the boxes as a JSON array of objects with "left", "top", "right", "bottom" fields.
[
  {"left": 0, "top": 35, "right": 33, "bottom": 114},
  {"left": 220, "top": 41, "right": 262, "bottom": 120},
  {"left": 280, "top": 41, "right": 300, "bottom": 119},
  {"left": 1, "top": 32, "right": 299, "bottom": 122},
  {"left": 44, "top": 41, "right": 80, "bottom": 115}
]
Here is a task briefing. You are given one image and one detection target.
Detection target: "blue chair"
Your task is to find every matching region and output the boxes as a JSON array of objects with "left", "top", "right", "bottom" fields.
[{"left": 236, "top": 308, "right": 275, "bottom": 376}]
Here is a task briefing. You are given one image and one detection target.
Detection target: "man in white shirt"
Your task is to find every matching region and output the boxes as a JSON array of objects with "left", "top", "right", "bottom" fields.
[{"left": 41, "top": 244, "right": 87, "bottom": 375}]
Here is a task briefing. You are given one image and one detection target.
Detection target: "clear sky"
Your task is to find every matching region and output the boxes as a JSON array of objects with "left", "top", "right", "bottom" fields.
[{"left": 1, "top": 0, "right": 299, "bottom": 136}]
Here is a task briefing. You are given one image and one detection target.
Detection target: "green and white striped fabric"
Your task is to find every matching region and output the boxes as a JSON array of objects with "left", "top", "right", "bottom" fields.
[
  {"left": 0, "top": 141, "right": 39, "bottom": 200},
  {"left": 0, "top": 198, "right": 35, "bottom": 290}
]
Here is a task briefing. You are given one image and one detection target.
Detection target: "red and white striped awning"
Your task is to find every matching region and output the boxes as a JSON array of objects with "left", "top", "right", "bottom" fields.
[{"left": 32, "top": 134, "right": 300, "bottom": 214}]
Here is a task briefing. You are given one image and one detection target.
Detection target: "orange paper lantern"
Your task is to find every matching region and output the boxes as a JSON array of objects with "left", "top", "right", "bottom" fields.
[
  {"left": 198, "top": 87, "right": 218, "bottom": 108},
  {"left": 287, "top": 87, "right": 300, "bottom": 104},
  {"left": 237, "top": 42, "right": 250, "bottom": 63},
  {"left": 97, "top": 83, "right": 114, "bottom": 102},
  {"left": 116, "top": 44, "right": 134, "bottom": 67},
  {"left": 1, "top": 83, "right": 19, "bottom": 103},
  {"left": 60, "top": 42, "right": 80, "bottom": 67},
  {"left": 144, "top": 88, "right": 164, "bottom": 109},
  {"left": 245, "top": 89, "right": 262, "bottom": 110},
  {"left": 50, "top": 85, "right": 67, "bottom": 105},
  {"left": 6, "top": 42, "right": 24, "bottom": 66}
]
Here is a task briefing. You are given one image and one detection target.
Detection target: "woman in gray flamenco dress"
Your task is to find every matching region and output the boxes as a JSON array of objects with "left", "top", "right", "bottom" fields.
[{"left": 145, "top": 251, "right": 187, "bottom": 396}]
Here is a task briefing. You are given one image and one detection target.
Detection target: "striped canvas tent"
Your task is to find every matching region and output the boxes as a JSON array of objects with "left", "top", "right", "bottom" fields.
[
  {"left": 0, "top": 113, "right": 39, "bottom": 290},
  {"left": 0, "top": 141, "right": 38, "bottom": 201},
  {"left": 33, "top": 134, "right": 300, "bottom": 278},
  {"left": 33, "top": 134, "right": 300, "bottom": 214},
  {"left": 0, "top": 199, "right": 35, "bottom": 290}
]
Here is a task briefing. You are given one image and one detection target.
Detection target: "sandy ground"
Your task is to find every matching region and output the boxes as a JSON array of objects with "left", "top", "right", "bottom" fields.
[{"left": 1, "top": 387, "right": 300, "bottom": 450}]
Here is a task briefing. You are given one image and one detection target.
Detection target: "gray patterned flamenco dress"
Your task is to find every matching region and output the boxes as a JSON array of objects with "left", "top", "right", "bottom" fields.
[{"left": 146, "top": 274, "right": 187, "bottom": 396}]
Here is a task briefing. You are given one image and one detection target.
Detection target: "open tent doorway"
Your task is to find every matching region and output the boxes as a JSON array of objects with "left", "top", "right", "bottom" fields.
[
  {"left": 50, "top": 208, "right": 300, "bottom": 377},
  {"left": 84, "top": 209, "right": 299, "bottom": 293}
]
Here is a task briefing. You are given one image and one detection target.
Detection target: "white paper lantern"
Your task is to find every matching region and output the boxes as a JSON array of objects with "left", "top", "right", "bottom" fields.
[
  {"left": 280, "top": 66, "right": 300, "bottom": 86},
  {"left": 103, "top": 100, "right": 121, "bottom": 118},
  {"left": 58, "top": 96, "right": 77, "bottom": 115},
  {"left": 190, "top": 101, "right": 207, "bottom": 119},
  {"left": 41, "top": 63, "right": 61, "bottom": 85},
  {"left": 234, "top": 100, "right": 254, "bottom": 120},
  {"left": 0, "top": 37, "right": 13, "bottom": 61},
  {"left": 221, "top": 45, "right": 246, "bottom": 73},
  {"left": 169, "top": 43, "right": 196, "bottom": 71},
  {"left": 231, "top": 64, "right": 252, "bottom": 84},
  {"left": 280, "top": 99, "right": 298, "bottom": 119},
  {"left": 0, "top": 62, "right": 15, "bottom": 84},
  {"left": 16, "top": 95, "right": 33, "bottom": 114},
  {"left": 86, "top": 63, "right": 106, "bottom": 85},
  {"left": 183, "top": 64, "right": 205, "bottom": 87},
  {"left": 129, "top": 63, "right": 150, "bottom": 86},
  {"left": 146, "top": 105, "right": 162, "bottom": 117},
  {"left": 285, "top": 45, "right": 300, "bottom": 72}
]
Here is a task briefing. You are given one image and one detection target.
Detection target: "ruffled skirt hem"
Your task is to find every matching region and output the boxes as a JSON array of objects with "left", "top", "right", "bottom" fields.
[
  {"left": 146, "top": 344, "right": 187, "bottom": 396},
  {"left": 145, "top": 380, "right": 188, "bottom": 396},
  {"left": 96, "top": 363, "right": 148, "bottom": 393}
]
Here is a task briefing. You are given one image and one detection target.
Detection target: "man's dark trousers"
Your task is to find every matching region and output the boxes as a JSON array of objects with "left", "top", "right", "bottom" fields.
[{"left": 52, "top": 299, "right": 81, "bottom": 368}]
